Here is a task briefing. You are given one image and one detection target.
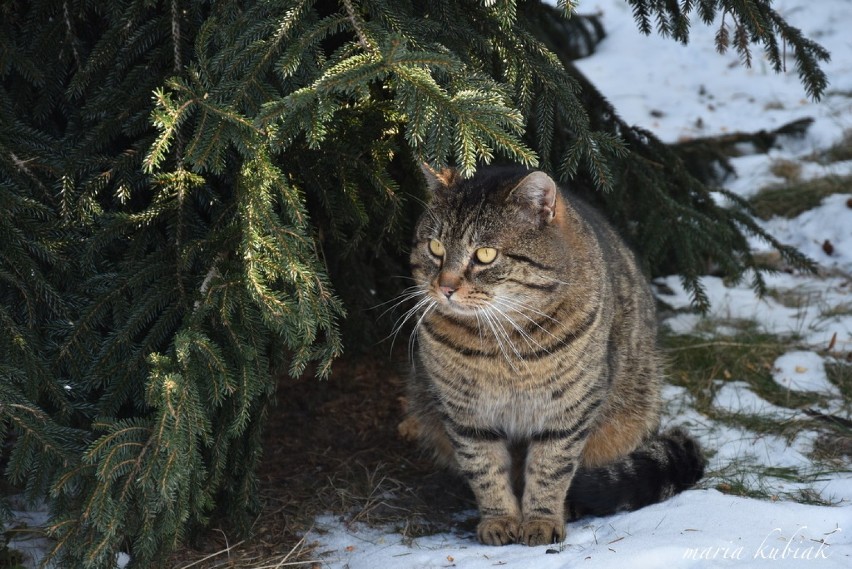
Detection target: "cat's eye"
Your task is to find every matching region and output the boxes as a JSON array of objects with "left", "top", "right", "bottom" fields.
[
  {"left": 474, "top": 247, "right": 498, "bottom": 264},
  {"left": 428, "top": 239, "right": 445, "bottom": 257}
]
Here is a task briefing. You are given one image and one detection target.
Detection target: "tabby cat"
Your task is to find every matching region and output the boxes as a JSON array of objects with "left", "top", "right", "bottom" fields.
[{"left": 400, "top": 165, "right": 704, "bottom": 547}]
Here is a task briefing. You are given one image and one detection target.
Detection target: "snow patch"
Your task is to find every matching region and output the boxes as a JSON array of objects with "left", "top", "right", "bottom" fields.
[
  {"left": 712, "top": 381, "right": 797, "bottom": 418},
  {"left": 772, "top": 351, "right": 839, "bottom": 394},
  {"left": 307, "top": 493, "right": 852, "bottom": 569}
]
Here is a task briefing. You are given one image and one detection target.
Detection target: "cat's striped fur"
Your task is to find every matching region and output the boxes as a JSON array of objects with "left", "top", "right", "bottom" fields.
[{"left": 400, "top": 165, "right": 704, "bottom": 546}]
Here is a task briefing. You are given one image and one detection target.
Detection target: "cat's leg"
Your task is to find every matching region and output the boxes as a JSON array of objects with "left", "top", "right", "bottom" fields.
[
  {"left": 519, "top": 434, "right": 584, "bottom": 545},
  {"left": 449, "top": 433, "right": 520, "bottom": 545}
]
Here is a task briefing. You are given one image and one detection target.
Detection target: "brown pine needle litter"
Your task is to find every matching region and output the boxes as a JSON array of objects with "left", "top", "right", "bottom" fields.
[{"left": 169, "top": 347, "right": 475, "bottom": 568}]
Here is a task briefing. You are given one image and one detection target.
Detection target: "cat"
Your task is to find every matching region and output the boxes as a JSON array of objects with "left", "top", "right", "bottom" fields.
[{"left": 399, "top": 164, "right": 704, "bottom": 546}]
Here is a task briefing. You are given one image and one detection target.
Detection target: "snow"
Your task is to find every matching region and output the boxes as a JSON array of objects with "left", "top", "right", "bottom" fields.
[
  {"left": 312, "top": 495, "right": 851, "bottom": 568},
  {"left": 4, "top": 499, "right": 51, "bottom": 569},
  {"left": 773, "top": 351, "right": 839, "bottom": 394},
  {"left": 758, "top": 193, "right": 852, "bottom": 272},
  {"left": 659, "top": 272, "right": 852, "bottom": 350},
  {"left": 712, "top": 381, "right": 795, "bottom": 418},
  {"left": 573, "top": 0, "right": 852, "bottom": 146},
  {"left": 115, "top": 552, "right": 131, "bottom": 569},
  {"left": 303, "top": 1, "right": 852, "bottom": 568}
]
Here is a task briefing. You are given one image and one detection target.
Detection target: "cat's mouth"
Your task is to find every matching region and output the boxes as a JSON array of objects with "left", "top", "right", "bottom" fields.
[{"left": 431, "top": 290, "right": 489, "bottom": 316}]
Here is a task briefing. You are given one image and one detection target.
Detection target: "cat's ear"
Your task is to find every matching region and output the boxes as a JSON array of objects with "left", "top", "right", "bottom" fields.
[
  {"left": 420, "top": 163, "right": 459, "bottom": 195},
  {"left": 509, "top": 171, "right": 558, "bottom": 225}
]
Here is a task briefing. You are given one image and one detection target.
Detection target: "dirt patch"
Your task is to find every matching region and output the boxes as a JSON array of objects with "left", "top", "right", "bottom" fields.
[{"left": 170, "top": 348, "right": 475, "bottom": 568}]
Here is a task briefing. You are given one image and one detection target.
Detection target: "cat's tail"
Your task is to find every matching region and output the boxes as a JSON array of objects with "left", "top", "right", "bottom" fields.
[{"left": 566, "top": 427, "right": 704, "bottom": 519}]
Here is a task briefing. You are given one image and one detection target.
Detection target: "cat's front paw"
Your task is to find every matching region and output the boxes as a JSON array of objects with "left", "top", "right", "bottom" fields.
[
  {"left": 477, "top": 516, "right": 520, "bottom": 546},
  {"left": 520, "top": 517, "right": 565, "bottom": 546}
]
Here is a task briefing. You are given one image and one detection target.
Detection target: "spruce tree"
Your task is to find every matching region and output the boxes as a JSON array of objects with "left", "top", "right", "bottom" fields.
[{"left": 0, "top": 1, "right": 829, "bottom": 566}]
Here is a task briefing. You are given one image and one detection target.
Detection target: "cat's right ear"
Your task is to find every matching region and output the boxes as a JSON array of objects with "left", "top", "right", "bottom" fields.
[
  {"left": 509, "top": 171, "right": 558, "bottom": 226},
  {"left": 420, "top": 163, "right": 458, "bottom": 196}
]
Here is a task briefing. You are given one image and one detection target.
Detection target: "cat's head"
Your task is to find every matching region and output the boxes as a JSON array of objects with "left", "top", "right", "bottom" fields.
[{"left": 410, "top": 165, "right": 568, "bottom": 316}]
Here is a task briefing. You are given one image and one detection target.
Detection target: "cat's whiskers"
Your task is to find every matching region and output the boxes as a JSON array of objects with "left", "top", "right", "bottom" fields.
[
  {"left": 472, "top": 307, "right": 485, "bottom": 348},
  {"left": 386, "top": 292, "right": 430, "bottom": 338},
  {"left": 364, "top": 276, "right": 419, "bottom": 309},
  {"left": 492, "top": 297, "right": 562, "bottom": 341},
  {"left": 475, "top": 306, "right": 512, "bottom": 369},
  {"left": 373, "top": 285, "right": 427, "bottom": 319},
  {"left": 497, "top": 295, "right": 560, "bottom": 323},
  {"left": 494, "top": 296, "right": 594, "bottom": 376},
  {"left": 408, "top": 300, "right": 437, "bottom": 362},
  {"left": 480, "top": 305, "right": 528, "bottom": 373},
  {"left": 488, "top": 301, "right": 551, "bottom": 357},
  {"left": 385, "top": 290, "right": 433, "bottom": 355}
]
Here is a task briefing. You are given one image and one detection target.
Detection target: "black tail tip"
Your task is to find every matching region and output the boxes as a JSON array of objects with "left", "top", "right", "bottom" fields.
[
  {"left": 566, "top": 426, "right": 705, "bottom": 520},
  {"left": 661, "top": 426, "right": 706, "bottom": 489}
]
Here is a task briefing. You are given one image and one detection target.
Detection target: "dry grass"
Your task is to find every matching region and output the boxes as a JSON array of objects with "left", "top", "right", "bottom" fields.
[
  {"left": 747, "top": 174, "right": 852, "bottom": 220},
  {"left": 769, "top": 158, "right": 802, "bottom": 182},
  {"left": 747, "top": 128, "right": 852, "bottom": 221}
]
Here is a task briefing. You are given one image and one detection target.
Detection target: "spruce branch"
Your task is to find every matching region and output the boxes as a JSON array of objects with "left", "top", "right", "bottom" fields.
[
  {"left": 63, "top": 1, "right": 82, "bottom": 69},
  {"left": 556, "top": 0, "right": 579, "bottom": 17},
  {"left": 6, "top": 151, "right": 46, "bottom": 191},
  {"left": 171, "top": 0, "right": 182, "bottom": 73},
  {"left": 341, "top": 0, "right": 376, "bottom": 52}
]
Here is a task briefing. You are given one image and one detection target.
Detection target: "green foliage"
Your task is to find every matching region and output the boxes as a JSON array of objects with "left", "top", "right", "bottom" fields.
[{"left": 0, "top": 0, "right": 831, "bottom": 566}]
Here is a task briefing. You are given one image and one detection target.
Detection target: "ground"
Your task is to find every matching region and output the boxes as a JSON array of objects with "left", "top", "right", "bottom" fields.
[{"left": 160, "top": 347, "right": 480, "bottom": 568}]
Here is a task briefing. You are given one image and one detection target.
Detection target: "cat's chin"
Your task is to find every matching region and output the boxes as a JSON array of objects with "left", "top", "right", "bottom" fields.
[{"left": 435, "top": 298, "right": 485, "bottom": 317}]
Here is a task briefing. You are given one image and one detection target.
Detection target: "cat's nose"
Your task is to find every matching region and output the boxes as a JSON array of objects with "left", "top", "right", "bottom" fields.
[{"left": 437, "top": 272, "right": 462, "bottom": 299}]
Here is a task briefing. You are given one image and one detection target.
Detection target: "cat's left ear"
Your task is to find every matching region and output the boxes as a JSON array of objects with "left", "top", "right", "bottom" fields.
[
  {"left": 420, "top": 163, "right": 459, "bottom": 196},
  {"left": 509, "top": 171, "right": 558, "bottom": 225}
]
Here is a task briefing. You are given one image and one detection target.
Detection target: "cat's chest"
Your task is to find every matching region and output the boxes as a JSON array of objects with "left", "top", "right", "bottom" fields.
[
  {"left": 471, "top": 389, "right": 554, "bottom": 437},
  {"left": 418, "top": 309, "right": 597, "bottom": 434},
  {"left": 421, "top": 349, "right": 565, "bottom": 435}
]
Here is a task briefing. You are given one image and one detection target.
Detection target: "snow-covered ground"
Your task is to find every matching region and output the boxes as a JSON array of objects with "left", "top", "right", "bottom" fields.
[{"left": 305, "top": 1, "right": 852, "bottom": 567}]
